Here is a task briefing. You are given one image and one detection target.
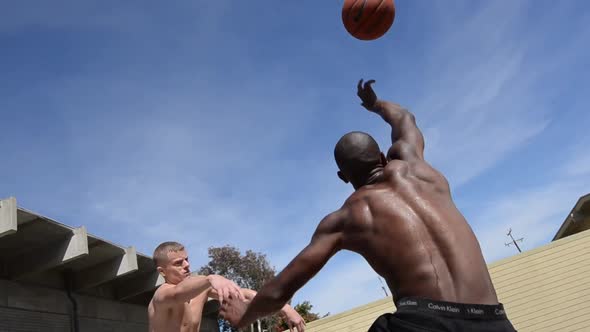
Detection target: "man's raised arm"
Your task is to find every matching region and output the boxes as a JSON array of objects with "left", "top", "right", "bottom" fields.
[
  {"left": 357, "top": 79, "right": 425, "bottom": 161},
  {"left": 220, "top": 210, "right": 346, "bottom": 329}
]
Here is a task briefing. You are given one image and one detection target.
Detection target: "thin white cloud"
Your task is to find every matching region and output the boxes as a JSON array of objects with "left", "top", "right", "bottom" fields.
[
  {"left": 45, "top": 66, "right": 327, "bottom": 268},
  {"left": 0, "top": 1, "right": 232, "bottom": 36},
  {"left": 562, "top": 141, "right": 590, "bottom": 177},
  {"left": 564, "top": 156, "right": 590, "bottom": 177},
  {"left": 280, "top": 1, "right": 590, "bottom": 315},
  {"left": 4, "top": 0, "right": 588, "bottom": 320},
  {"left": 0, "top": 2, "right": 146, "bottom": 32},
  {"left": 473, "top": 176, "right": 589, "bottom": 264},
  {"left": 369, "top": 1, "right": 562, "bottom": 188}
]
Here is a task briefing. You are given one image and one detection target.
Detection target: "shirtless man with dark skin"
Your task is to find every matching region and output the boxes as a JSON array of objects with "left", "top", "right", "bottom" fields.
[
  {"left": 220, "top": 80, "right": 517, "bottom": 331},
  {"left": 148, "top": 241, "right": 305, "bottom": 332}
]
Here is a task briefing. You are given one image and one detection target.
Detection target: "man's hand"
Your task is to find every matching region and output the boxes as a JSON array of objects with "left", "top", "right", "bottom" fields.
[
  {"left": 207, "top": 275, "right": 244, "bottom": 305},
  {"left": 219, "top": 294, "right": 248, "bottom": 329},
  {"left": 281, "top": 306, "right": 306, "bottom": 332},
  {"left": 357, "top": 79, "right": 378, "bottom": 111}
]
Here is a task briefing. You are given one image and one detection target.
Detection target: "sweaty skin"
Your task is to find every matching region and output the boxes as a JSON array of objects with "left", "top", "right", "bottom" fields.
[
  {"left": 148, "top": 248, "right": 240, "bottom": 332},
  {"left": 148, "top": 249, "right": 305, "bottom": 332},
  {"left": 148, "top": 287, "right": 211, "bottom": 332},
  {"left": 221, "top": 80, "right": 499, "bottom": 328}
]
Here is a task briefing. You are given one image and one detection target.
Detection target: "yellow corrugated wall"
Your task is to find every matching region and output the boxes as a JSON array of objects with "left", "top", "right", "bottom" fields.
[
  {"left": 488, "top": 229, "right": 590, "bottom": 332},
  {"left": 299, "top": 296, "right": 395, "bottom": 332},
  {"left": 285, "top": 229, "right": 590, "bottom": 332}
]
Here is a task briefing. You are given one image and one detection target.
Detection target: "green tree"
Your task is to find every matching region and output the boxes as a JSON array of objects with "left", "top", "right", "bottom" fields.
[
  {"left": 200, "top": 245, "right": 328, "bottom": 331},
  {"left": 276, "top": 301, "right": 328, "bottom": 331},
  {"left": 199, "top": 245, "right": 279, "bottom": 332}
]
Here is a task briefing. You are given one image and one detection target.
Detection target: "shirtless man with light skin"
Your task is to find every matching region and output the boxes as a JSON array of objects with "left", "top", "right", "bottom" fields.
[
  {"left": 148, "top": 241, "right": 306, "bottom": 332},
  {"left": 220, "top": 80, "right": 517, "bottom": 331}
]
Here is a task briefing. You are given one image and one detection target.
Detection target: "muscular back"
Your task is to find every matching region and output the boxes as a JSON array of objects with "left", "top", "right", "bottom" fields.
[
  {"left": 339, "top": 158, "right": 499, "bottom": 305},
  {"left": 254, "top": 94, "right": 500, "bottom": 313}
]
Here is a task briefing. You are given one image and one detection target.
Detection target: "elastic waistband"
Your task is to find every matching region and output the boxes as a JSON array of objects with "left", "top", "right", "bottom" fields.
[{"left": 395, "top": 297, "right": 508, "bottom": 320}]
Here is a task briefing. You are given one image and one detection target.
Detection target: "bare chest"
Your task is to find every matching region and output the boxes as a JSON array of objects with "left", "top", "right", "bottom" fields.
[{"left": 166, "top": 301, "right": 202, "bottom": 332}]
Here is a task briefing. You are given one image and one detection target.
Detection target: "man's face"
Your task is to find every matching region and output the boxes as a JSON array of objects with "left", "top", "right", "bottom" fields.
[{"left": 159, "top": 249, "right": 191, "bottom": 284}]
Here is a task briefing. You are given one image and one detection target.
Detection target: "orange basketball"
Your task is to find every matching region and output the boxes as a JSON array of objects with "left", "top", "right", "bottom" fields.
[{"left": 342, "top": 0, "right": 395, "bottom": 41}]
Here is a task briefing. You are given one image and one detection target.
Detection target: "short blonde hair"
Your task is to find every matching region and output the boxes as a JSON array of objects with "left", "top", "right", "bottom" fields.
[{"left": 153, "top": 241, "right": 185, "bottom": 266}]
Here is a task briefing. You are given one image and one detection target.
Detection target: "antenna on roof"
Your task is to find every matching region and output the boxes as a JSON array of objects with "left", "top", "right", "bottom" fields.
[
  {"left": 377, "top": 276, "right": 389, "bottom": 297},
  {"left": 505, "top": 228, "right": 524, "bottom": 253}
]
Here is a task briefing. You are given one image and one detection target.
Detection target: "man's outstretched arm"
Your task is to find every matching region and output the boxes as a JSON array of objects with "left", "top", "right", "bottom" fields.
[
  {"left": 357, "top": 79, "right": 425, "bottom": 161},
  {"left": 240, "top": 289, "right": 306, "bottom": 332},
  {"left": 220, "top": 210, "right": 346, "bottom": 328},
  {"left": 153, "top": 274, "right": 243, "bottom": 309}
]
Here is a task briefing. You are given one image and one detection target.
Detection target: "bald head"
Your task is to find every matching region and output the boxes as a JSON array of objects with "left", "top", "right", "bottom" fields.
[{"left": 334, "top": 131, "right": 382, "bottom": 179}]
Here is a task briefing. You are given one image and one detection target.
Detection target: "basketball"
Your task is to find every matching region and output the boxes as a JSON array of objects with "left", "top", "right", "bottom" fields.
[{"left": 342, "top": 0, "right": 395, "bottom": 41}]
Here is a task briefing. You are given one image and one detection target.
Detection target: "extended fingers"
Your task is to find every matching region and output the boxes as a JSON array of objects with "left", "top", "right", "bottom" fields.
[
  {"left": 298, "top": 321, "right": 305, "bottom": 332},
  {"left": 227, "top": 281, "right": 242, "bottom": 301},
  {"left": 358, "top": 78, "right": 376, "bottom": 90},
  {"left": 234, "top": 286, "right": 244, "bottom": 301},
  {"left": 219, "top": 287, "right": 227, "bottom": 305}
]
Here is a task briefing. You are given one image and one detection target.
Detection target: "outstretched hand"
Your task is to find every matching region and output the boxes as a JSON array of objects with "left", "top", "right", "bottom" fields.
[
  {"left": 282, "top": 306, "right": 306, "bottom": 332},
  {"left": 207, "top": 275, "right": 244, "bottom": 305},
  {"left": 219, "top": 293, "right": 248, "bottom": 329},
  {"left": 357, "top": 79, "right": 378, "bottom": 111}
]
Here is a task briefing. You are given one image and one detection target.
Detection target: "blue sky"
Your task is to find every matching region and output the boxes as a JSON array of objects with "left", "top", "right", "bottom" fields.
[{"left": 1, "top": 0, "right": 589, "bottom": 316}]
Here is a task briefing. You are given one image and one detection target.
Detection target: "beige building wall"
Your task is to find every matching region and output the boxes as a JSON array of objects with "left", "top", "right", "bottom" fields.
[
  {"left": 488, "top": 228, "right": 590, "bottom": 331},
  {"left": 297, "top": 296, "right": 394, "bottom": 332},
  {"left": 293, "top": 228, "right": 590, "bottom": 332}
]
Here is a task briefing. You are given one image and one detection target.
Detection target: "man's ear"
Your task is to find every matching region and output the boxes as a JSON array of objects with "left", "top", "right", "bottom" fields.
[
  {"left": 337, "top": 171, "right": 349, "bottom": 183},
  {"left": 157, "top": 266, "right": 165, "bottom": 277},
  {"left": 380, "top": 152, "right": 388, "bottom": 166}
]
